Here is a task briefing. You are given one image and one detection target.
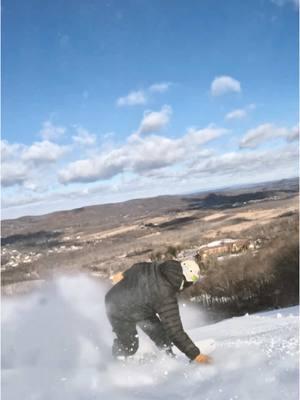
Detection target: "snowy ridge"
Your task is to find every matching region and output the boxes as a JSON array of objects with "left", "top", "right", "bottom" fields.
[{"left": 2, "top": 275, "right": 299, "bottom": 400}]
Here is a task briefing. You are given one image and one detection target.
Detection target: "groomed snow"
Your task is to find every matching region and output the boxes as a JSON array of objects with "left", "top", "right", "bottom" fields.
[{"left": 2, "top": 275, "right": 299, "bottom": 400}]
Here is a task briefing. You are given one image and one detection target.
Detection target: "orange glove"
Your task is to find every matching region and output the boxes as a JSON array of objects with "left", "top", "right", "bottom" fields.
[
  {"left": 194, "top": 353, "right": 212, "bottom": 364},
  {"left": 110, "top": 272, "right": 124, "bottom": 285}
]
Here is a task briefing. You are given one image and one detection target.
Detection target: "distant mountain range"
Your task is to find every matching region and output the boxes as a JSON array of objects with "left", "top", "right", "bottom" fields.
[{"left": 2, "top": 177, "right": 298, "bottom": 238}]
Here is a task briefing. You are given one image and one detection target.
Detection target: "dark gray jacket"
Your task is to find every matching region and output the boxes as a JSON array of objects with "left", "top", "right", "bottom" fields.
[{"left": 105, "top": 260, "right": 200, "bottom": 360}]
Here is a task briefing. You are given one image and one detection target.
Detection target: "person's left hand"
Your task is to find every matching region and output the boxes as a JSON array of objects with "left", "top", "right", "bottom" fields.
[
  {"left": 194, "top": 353, "right": 213, "bottom": 364},
  {"left": 110, "top": 272, "right": 124, "bottom": 284}
]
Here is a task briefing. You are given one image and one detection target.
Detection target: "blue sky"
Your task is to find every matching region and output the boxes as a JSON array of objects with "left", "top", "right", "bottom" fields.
[{"left": 2, "top": 0, "right": 299, "bottom": 218}]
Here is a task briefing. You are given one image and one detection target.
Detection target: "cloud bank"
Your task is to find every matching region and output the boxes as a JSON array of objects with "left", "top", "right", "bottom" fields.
[
  {"left": 239, "top": 123, "right": 298, "bottom": 148},
  {"left": 58, "top": 125, "right": 226, "bottom": 184}
]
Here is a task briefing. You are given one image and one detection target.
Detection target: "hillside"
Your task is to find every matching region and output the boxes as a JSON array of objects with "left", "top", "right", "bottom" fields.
[{"left": 1, "top": 178, "right": 299, "bottom": 291}]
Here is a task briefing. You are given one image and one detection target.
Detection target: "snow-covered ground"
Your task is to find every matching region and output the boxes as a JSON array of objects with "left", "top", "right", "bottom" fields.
[{"left": 2, "top": 275, "right": 299, "bottom": 400}]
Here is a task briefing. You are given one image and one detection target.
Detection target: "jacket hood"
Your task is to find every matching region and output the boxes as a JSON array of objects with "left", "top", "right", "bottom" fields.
[{"left": 159, "top": 260, "right": 184, "bottom": 291}]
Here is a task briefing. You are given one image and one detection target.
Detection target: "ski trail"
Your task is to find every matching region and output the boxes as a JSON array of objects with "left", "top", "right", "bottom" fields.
[{"left": 2, "top": 275, "right": 299, "bottom": 400}]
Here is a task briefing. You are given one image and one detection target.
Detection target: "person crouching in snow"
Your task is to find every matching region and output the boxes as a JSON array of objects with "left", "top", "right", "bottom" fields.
[{"left": 105, "top": 259, "right": 212, "bottom": 364}]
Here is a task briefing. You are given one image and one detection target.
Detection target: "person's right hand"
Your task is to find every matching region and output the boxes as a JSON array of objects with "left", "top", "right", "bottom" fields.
[{"left": 194, "top": 353, "right": 213, "bottom": 364}]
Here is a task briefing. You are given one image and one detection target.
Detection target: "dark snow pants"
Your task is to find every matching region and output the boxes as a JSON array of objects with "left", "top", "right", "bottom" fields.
[{"left": 107, "top": 314, "right": 173, "bottom": 358}]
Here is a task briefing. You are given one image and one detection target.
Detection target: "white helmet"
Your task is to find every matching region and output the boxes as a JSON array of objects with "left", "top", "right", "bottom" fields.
[{"left": 181, "top": 260, "right": 200, "bottom": 283}]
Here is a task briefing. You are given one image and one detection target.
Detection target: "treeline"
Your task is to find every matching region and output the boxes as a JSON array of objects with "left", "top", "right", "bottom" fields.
[{"left": 185, "top": 224, "right": 299, "bottom": 315}]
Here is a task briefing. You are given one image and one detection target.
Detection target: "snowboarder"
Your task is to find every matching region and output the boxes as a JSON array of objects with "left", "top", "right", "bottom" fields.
[{"left": 105, "top": 259, "right": 212, "bottom": 363}]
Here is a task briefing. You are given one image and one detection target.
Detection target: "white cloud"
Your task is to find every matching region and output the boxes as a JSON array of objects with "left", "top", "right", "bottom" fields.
[
  {"left": 116, "top": 90, "right": 147, "bottom": 107},
  {"left": 211, "top": 75, "right": 241, "bottom": 96},
  {"left": 23, "top": 181, "right": 39, "bottom": 191},
  {"left": 22, "top": 141, "right": 68, "bottom": 164},
  {"left": 183, "top": 126, "right": 226, "bottom": 146},
  {"left": 130, "top": 136, "right": 185, "bottom": 172},
  {"left": 1, "top": 138, "right": 69, "bottom": 189},
  {"left": 1, "top": 140, "right": 24, "bottom": 160},
  {"left": 239, "top": 123, "right": 296, "bottom": 148},
  {"left": 1, "top": 162, "right": 29, "bottom": 187},
  {"left": 59, "top": 149, "right": 127, "bottom": 184},
  {"left": 225, "top": 109, "right": 247, "bottom": 121},
  {"left": 190, "top": 144, "right": 298, "bottom": 179},
  {"left": 58, "top": 125, "right": 226, "bottom": 185},
  {"left": 3, "top": 141, "right": 297, "bottom": 217},
  {"left": 38, "top": 121, "right": 66, "bottom": 141},
  {"left": 225, "top": 104, "right": 256, "bottom": 121},
  {"left": 1, "top": 183, "right": 110, "bottom": 210},
  {"left": 116, "top": 81, "right": 172, "bottom": 107},
  {"left": 287, "top": 124, "right": 299, "bottom": 142},
  {"left": 138, "top": 105, "right": 172, "bottom": 135},
  {"left": 72, "top": 127, "right": 96, "bottom": 146},
  {"left": 1, "top": 140, "right": 30, "bottom": 188},
  {"left": 132, "top": 127, "right": 224, "bottom": 173},
  {"left": 149, "top": 82, "right": 171, "bottom": 93}
]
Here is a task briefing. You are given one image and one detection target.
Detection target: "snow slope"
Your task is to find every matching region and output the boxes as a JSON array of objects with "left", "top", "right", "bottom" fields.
[{"left": 2, "top": 275, "right": 299, "bottom": 400}]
